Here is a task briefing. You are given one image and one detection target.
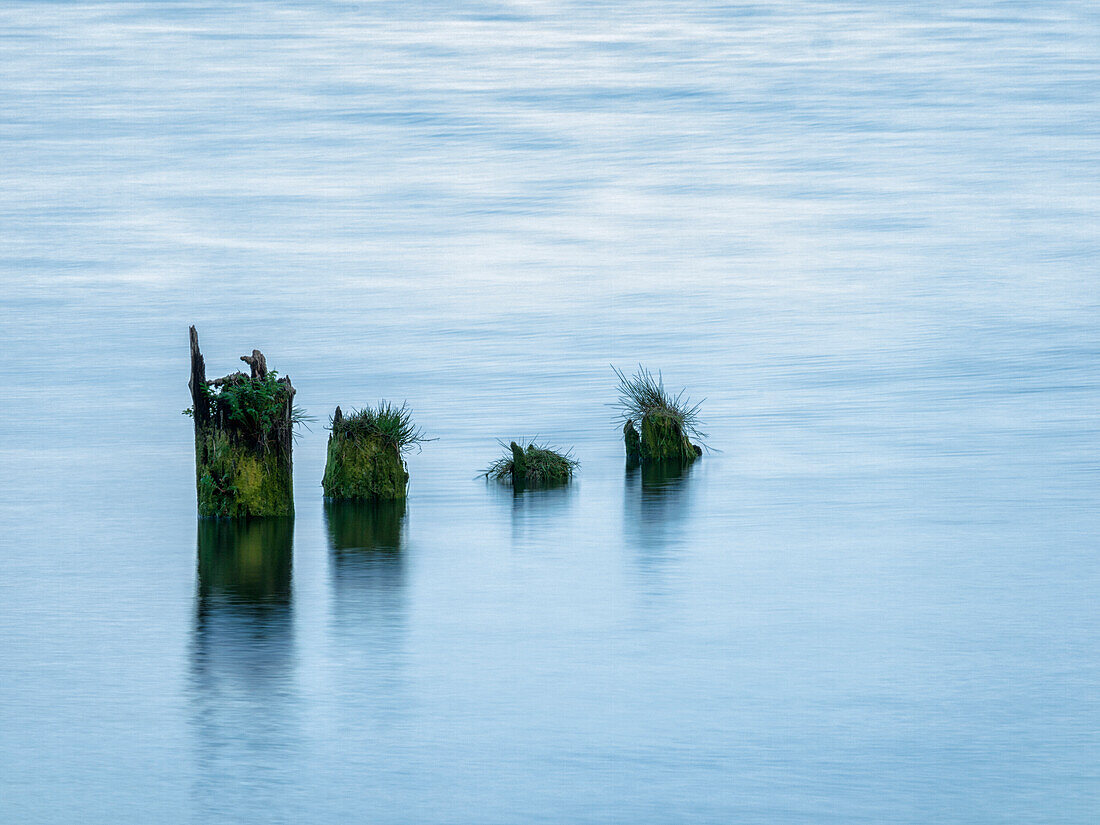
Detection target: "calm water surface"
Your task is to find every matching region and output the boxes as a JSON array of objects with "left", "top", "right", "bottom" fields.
[{"left": 1, "top": 2, "right": 1098, "bottom": 823}]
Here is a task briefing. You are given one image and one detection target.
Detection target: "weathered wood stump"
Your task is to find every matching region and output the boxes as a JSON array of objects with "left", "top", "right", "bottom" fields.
[
  {"left": 188, "top": 326, "right": 295, "bottom": 518},
  {"left": 624, "top": 420, "right": 642, "bottom": 464},
  {"left": 509, "top": 441, "right": 527, "bottom": 481},
  {"left": 322, "top": 406, "right": 409, "bottom": 501}
]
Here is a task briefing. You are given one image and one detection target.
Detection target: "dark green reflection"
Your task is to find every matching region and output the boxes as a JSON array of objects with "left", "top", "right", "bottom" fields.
[
  {"left": 190, "top": 519, "right": 298, "bottom": 816},
  {"left": 640, "top": 458, "right": 694, "bottom": 492},
  {"left": 325, "top": 499, "right": 406, "bottom": 601},
  {"left": 193, "top": 518, "right": 294, "bottom": 682},
  {"left": 196, "top": 518, "right": 293, "bottom": 607},
  {"left": 624, "top": 458, "right": 696, "bottom": 568},
  {"left": 511, "top": 476, "right": 572, "bottom": 496},
  {"left": 325, "top": 499, "right": 406, "bottom": 552},
  {"left": 324, "top": 500, "right": 407, "bottom": 658}
]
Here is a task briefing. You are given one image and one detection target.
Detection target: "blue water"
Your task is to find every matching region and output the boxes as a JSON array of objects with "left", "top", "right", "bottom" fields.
[{"left": 1, "top": 2, "right": 1098, "bottom": 823}]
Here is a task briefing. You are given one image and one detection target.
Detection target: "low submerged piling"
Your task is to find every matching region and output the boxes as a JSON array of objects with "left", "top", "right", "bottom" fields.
[
  {"left": 484, "top": 441, "right": 578, "bottom": 489},
  {"left": 188, "top": 326, "right": 296, "bottom": 518}
]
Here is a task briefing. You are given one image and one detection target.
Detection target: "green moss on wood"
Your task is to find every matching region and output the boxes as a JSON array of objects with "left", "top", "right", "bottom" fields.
[
  {"left": 639, "top": 411, "right": 700, "bottom": 464},
  {"left": 321, "top": 403, "right": 427, "bottom": 501},
  {"left": 322, "top": 429, "right": 409, "bottom": 501},
  {"left": 509, "top": 441, "right": 527, "bottom": 479},
  {"left": 196, "top": 430, "right": 294, "bottom": 518}
]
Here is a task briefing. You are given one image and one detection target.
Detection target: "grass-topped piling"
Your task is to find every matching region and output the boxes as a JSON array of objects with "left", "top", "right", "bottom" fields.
[
  {"left": 322, "top": 402, "right": 429, "bottom": 501},
  {"left": 615, "top": 365, "right": 705, "bottom": 465},
  {"left": 484, "top": 441, "right": 578, "bottom": 489},
  {"left": 187, "top": 327, "right": 302, "bottom": 518}
]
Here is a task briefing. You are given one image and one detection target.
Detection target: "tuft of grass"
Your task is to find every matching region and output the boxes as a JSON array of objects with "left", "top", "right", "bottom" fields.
[
  {"left": 612, "top": 365, "right": 706, "bottom": 442},
  {"left": 484, "top": 440, "right": 578, "bottom": 485},
  {"left": 331, "top": 401, "right": 432, "bottom": 454}
]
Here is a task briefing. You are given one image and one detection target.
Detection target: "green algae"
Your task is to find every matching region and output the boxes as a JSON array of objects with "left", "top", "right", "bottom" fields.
[
  {"left": 640, "top": 411, "right": 701, "bottom": 464},
  {"left": 622, "top": 411, "right": 702, "bottom": 465},
  {"left": 321, "top": 403, "right": 429, "bottom": 501}
]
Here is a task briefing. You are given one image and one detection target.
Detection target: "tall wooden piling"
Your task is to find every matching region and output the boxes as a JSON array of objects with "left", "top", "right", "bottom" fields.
[{"left": 188, "top": 326, "right": 295, "bottom": 518}]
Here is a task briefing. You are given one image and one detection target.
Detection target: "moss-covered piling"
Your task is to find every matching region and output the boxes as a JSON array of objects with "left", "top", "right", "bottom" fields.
[
  {"left": 322, "top": 417, "right": 408, "bottom": 500},
  {"left": 322, "top": 403, "right": 427, "bottom": 501},
  {"left": 188, "top": 327, "right": 296, "bottom": 518}
]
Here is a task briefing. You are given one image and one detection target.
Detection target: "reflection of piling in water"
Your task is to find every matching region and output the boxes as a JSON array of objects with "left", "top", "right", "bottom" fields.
[
  {"left": 505, "top": 481, "right": 575, "bottom": 546},
  {"left": 197, "top": 518, "right": 293, "bottom": 606},
  {"left": 194, "top": 518, "right": 294, "bottom": 681},
  {"left": 636, "top": 458, "right": 695, "bottom": 525},
  {"left": 325, "top": 499, "right": 406, "bottom": 604},
  {"left": 623, "top": 459, "right": 696, "bottom": 561},
  {"left": 325, "top": 499, "right": 406, "bottom": 552},
  {"left": 324, "top": 500, "right": 407, "bottom": 667},
  {"left": 641, "top": 458, "right": 693, "bottom": 492},
  {"left": 190, "top": 518, "right": 298, "bottom": 817}
]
